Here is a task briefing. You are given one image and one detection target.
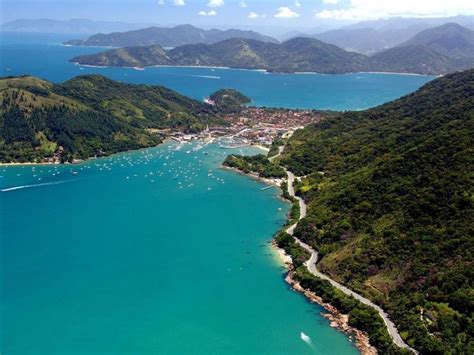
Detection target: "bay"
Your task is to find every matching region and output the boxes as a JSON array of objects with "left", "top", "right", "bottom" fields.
[
  {"left": 1, "top": 142, "right": 358, "bottom": 354},
  {"left": 0, "top": 32, "right": 434, "bottom": 110},
  {"left": 0, "top": 32, "right": 433, "bottom": 354}
]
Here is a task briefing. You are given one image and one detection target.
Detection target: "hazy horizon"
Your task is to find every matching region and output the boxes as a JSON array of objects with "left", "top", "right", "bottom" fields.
[{"left": 2, "top": 1, "right": 474, "bottom": 32}]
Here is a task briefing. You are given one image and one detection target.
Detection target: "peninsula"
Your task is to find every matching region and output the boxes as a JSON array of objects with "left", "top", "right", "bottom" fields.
[
  {"left": 224, "top": 69, "right": 474, "bottom": 354},
  {"left": 0, "top": 75, "right": 325, "bottom": 164}
]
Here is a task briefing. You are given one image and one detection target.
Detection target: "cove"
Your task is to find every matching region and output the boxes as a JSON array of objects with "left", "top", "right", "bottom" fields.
[
  {"left": 0, "top": 32, "right": 434, "bottom": 111},
  {"left": 1, "top": 142, "right": 359, "bottom": 354}
]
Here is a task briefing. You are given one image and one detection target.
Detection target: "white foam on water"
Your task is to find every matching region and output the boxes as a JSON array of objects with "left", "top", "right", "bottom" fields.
[
  {"left": 1, "top": 180, "right": 67, "bottom": 192},
  {"left": 300, "top": 332, "right": 312, "bottom": 345},
  {"left": 190, "top": 75, "right": 221, "bottom": 79}
]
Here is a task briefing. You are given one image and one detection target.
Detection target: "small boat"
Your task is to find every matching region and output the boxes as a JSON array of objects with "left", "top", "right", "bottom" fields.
[
  {"left": 71, "top": 171, "right": 78, "bottom": 175},
  {"left": 260, "top": 185, "right": 273, "bottom": 191}
]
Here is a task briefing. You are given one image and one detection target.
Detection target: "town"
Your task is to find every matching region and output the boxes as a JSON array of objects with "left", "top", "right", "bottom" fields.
[{"left": 170, "top": 107, "right": 327, "bottom": 148}]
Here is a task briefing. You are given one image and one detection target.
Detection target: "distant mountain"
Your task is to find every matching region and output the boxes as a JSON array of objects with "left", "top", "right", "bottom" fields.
[
  {"left": 343, "top": 15, "right": 474, "bottom": 31},
  {"left": 369, "top": 44, "right": 458, "bottom": 75},
  {"left": 71, "top": 37, "right": 370, "bottom": 74},
  {"left": 312, "top": 28, "right": 390, "bottom": 54},
  {"left": 309, "top": 25, "right": 433, "bottom": 54},
  {"left": 71, "top": 35, "right": 474, "bottom": 75},
  {"left": 0, "top": 19, "right": 152, "bottom": 34},
  {"left": 64, "top": 25, "right": 278, "bottom": 47},
  {"left": 401, "top": 23, "right": 474, "bottom": 59}
]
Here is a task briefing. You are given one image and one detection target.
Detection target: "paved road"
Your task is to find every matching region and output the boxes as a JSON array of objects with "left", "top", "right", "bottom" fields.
[
  {"left": 268, "top": 145, "right": 285, "bottom": 163},
  {"left": 284, "top": 170, "right": 416, "bottom": 353}
]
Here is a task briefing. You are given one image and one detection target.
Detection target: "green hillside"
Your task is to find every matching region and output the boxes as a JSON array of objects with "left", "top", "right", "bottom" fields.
[
  {"left": 402, "top": 23, "right": 474, "bottom": 59},
  {"left": 369, "top": 44, "right": 457, "bottom": 75},
  {"left": 71, "top": 37, "right": 370, "bottom": 74},
  {"left": 65, "top": 24, "right": 278, "bottom": 47},
  {"left": 70, "top": 35, "right": 473, "bottom": 75},
  {"left": 280, "top": 70, "right": 473, "bottom": 353},
  {"left": 0, "top": 75, "right": 221, "bottom": 163}
]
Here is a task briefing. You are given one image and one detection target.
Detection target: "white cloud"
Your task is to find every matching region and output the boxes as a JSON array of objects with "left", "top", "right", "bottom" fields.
[
  {"left": 315, "top": 0, "right": 474, "bottom": 20},
  {"left": 207, "top": 0, "right": 224, "bottom": 7},
  {"left": 248, "top": 11, "right": 266, "bottom": 19},
  {"left": 322, "top": 0, "right": 340, "bottom": 4},
  {"left": 198, "top": 10, "right": 217, "bottom": 16},
  {"left": 239, "top": 1, "right": 248, "bottom": 8},
  {"left": 157, "top": 0, "right": 165, "bottom": 5},
  {"left": 274, "top": 7, "right": 300, "bottom": 18},
  {"left": 173, "top": 0, "right": 185, "bottom": 6},
  {"left": 295, "top": 0, "right": 301, "bottom": 7}
]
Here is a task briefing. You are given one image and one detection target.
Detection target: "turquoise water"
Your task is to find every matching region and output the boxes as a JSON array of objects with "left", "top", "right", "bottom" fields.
[
  {"left": 0, "top": 32, "right": 432, "bottom": 354},
  {"left": 0, "top": 32, "right": 434, "bottom": 110},
  {"left": 1, "top": 142, "right": 359, "bottom": 354}
]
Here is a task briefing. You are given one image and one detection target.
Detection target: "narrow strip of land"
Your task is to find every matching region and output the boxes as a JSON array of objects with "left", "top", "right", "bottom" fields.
[{"left": 284, "top": 170, "right": 416, "bottom": 353}]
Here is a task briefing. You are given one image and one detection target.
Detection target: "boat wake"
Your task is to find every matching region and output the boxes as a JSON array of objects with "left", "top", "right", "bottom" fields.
[
  {"left": 300, "top": 332, "right": 312, "bottom": 346},
  {"left": 1, "top": 180, "right": 68, "bottom": 192},
  {"left": 190, "top": 75, "right": 221, "bottom": 79}
]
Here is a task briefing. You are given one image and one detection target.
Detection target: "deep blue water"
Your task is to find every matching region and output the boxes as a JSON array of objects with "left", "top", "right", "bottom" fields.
[{"left": 0, "top": 32, "right": 434, "bottom": 110}]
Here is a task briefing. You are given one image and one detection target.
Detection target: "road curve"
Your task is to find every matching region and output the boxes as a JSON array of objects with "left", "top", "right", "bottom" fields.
[{"left": 284, "top": 170, "right": 416, "bottom": 353}]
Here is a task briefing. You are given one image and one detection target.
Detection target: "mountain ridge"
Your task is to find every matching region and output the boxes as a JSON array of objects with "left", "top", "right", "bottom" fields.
[
  {"left": 70, "top": 33, "right": 474, "bottom": 75},
  {"left": 401, "top": 23, "right": 474, "bottom": 59},
  {"left": 64, "top": 24, "right": 278, "bottom": 48},
  {"left": 0, "top": 75, "right": 224, "bottom": 163},
  {"left": 280, "top": 69, "right": 474, "bottom": 353}
]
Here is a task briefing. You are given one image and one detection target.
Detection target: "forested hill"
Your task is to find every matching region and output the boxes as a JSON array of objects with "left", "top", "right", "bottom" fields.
[
  {"left": 64, "top": 24, "right": 278, "bottom": 47},
  {"left": 0, "top": 75, "right": 223, "bottom": 163},
  {"left": 70, "top": 37, "right": 370, "bottom": 74},
  {"left": 280, "top": 69, "right": 473, "bottom": 353},
  {"left": 70, "top": 36, "right": 473, "bottom": 75}
]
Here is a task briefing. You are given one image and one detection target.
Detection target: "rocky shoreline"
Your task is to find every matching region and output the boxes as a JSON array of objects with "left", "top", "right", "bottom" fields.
[{"left": 272, "top": 241, "right": 377, "bottom": 355}]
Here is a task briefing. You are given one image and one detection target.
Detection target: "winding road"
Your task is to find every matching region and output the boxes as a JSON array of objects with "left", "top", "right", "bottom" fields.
[{"left": 284, "top": 170, "right": 416, "bottom": 353}]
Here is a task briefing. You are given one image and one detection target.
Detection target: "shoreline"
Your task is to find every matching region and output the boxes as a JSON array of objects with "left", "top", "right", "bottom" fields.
[
  {"left": 225, "top": 161, "right": 377, "bottom": 354},
  {"left": 220, "top": 165, "right": 283, "bottom": 188},
  {"left": 0, "top": 139, "right": 271, "bottom": 168},
  {"left": 71, "top": 62, "right": 436, "bottom": 77},
  {"left": 271, "top": 241, "right": 377, "bottom": 355}
]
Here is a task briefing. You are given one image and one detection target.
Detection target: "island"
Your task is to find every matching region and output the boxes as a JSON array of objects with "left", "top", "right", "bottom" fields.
[{"left": 70, "top": 24, "right": 474, "bottom": 75}]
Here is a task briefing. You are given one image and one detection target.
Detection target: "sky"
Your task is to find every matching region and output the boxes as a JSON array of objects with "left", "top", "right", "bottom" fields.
[{"left": 2, "top": 0, "right": 474, "bottom": 29}]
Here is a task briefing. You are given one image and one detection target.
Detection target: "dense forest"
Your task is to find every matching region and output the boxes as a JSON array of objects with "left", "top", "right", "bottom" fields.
[
  {"left": 278, "top": 70, "right": 473, "bottom": 353},
  {"left": 0, "top": 75, "right": 225, "bottom": 163},
  {"left": 71, "top": 27, "right": 474, "bottom": 75},
  {"left": 209, "top": 89, "right": 251, "bottom": 113},
  {"left": 223, "top": 154, "right": 286, "bottom": 178},
  {"left": 64, "top": 24, "right": 277, "bottom": 47}
]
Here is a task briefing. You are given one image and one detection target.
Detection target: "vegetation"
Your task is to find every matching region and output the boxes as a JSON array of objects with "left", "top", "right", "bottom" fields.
[
  {"left": 65, "top": 24, "right": 278, "bottom": 47},
  {"left": 401, "top": 23, "right": 474, "bottom": 59},
  {"left": 275, "top": 231, "right": 309, "bottom": 268},
  {"left": 71, "top": 32, "right": 474, "bottom": 75},
  {"left": 209, "top": 89, "right": 251, "bottom": 113},
  {"left": 279, "top": 70, "right": 474, "bottom": 353},
  {"left": 223, "top": 154, "right": 286, "bottom": 178},
  {"left": 0, "top": 75, "right": 226, "bottom": 163},
  {"left": 294, "top": 267, "right": 410, "bottom": 354},
  {"left": 70, "top": 37, "right": 371, "bottom": 73}
]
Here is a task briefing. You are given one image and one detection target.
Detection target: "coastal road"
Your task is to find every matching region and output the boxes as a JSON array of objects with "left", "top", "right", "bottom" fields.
[
  {"left": 268, "top": 145, "right": 285, "bottom": 163},
  {"left": 284, "top": 170, "right": 416, "bottom": 353}
]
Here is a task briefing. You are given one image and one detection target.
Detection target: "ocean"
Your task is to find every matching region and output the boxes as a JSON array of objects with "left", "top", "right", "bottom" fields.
[
  {"left": 0, "top": 32, "right": 434, "bottom": 110},
  {"left": 0, "top": 32, "right": 433, "bottom": 354}
]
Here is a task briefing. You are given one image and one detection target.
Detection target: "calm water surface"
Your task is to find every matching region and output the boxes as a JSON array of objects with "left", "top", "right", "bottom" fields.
[
  {"left": 0, "top": 32, "right": 434, "bottom": 110},
  {"left": 0, "top": 32, "right": 432, "bottom": 354},
  {"left": 1, "top": 143, "right": 359, "bottom": 354}
]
